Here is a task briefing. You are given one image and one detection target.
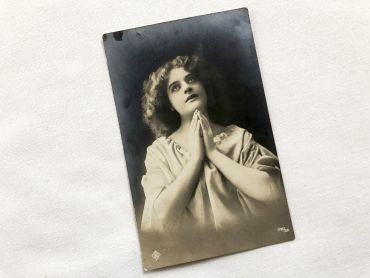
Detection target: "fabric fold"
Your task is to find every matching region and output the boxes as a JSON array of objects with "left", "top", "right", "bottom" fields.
[{"left": 141, "top": 125, "right": 286, "bottom": 233}]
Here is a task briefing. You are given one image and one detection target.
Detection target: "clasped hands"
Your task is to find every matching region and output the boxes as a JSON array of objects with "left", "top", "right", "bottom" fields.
[{"left": 188, "top": 109, "right": 217, "bottom": 163}]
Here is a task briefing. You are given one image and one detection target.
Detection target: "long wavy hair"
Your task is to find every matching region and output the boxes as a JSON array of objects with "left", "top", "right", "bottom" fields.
[{"left": 141, "top": 55, "right": 230, "bottom": 138}]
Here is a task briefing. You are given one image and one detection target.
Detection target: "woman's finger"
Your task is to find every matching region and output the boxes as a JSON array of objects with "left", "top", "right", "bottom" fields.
[
  {"left": 200, "top": 113, "right": 209, "bottom": 127},
  {"left": 196, "top": 110, "right": 201, "bottom": 120},
  {"left": 199, "top": 122, "right": 203, "bottom": 138},
  {"left": 198, "top": 115, "right": 204, "bottom": 130},
  {"left": 190, "top": 110, "right": 197, "bottom": 131},
  {"left": 193, "top": 118, "right": 199, "bottom": 137},
  {"left": 199, "top": 117, "right": 208, "bottom": 140},
  {"left": 201, "top": 114, "right": 212, "bottom": 135},
  {"left": 199, "top": 115, "right": 210, "bottom": 134}
]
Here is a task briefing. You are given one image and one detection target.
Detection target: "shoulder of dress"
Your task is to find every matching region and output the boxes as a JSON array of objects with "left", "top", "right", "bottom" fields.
[
  {"left": 143, "top": 137, "right": 168, "bottom": 165},
  {"left": 226, "top": 124, "right": 252, "bottom": 139},
  {"left": 220, "top": 125, "right": 252, "bottom": 149},
  {"left": 145, "top": 136, "right": 170, "bottom": 155}
]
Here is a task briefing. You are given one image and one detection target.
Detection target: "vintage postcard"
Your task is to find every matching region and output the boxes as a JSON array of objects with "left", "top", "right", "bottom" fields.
[{"left": 103, "top": 8, "right": 294, "bottom": 270}]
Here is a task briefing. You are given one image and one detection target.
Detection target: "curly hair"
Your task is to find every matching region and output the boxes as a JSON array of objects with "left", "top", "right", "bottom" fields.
[{"left": 141, "top": 55, "right": 230, "bottom": 138}]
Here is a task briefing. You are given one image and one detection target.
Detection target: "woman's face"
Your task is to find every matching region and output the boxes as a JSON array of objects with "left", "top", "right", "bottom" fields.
[{"left": 166, "top": 67, "right": 207, "bottom": 118}]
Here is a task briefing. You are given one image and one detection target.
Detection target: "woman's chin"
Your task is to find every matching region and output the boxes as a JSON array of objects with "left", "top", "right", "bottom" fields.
[
  {"left": 190, "top": 101, "right": 206, "bottom": 111},
  {"left": 180, "top": 102, "right": 207, "bottom": 117},
  {"left": 189, "top": 106, "right": 205, "bottom": 114}
]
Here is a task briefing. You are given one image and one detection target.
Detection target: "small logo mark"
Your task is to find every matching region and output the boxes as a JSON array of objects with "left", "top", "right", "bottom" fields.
[
  {"left": 152, "top": 250, "right": 161, "bottom": 261},
  {"left": 277, "top": 227, "right": 290, "bottom": 233}
]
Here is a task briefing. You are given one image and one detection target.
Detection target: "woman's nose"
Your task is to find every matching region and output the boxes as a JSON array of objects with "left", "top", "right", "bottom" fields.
[{"left": 184, "top": 86, "right": 193, "bottom": 94}]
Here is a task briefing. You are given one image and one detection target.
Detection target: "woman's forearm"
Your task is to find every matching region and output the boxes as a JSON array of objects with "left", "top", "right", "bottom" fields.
[
  {"left": 208, "top": 150, "right": 281, "bottom": 202},
  {"left": 152, "top": 157, "right": 202, "bottom": 228}
]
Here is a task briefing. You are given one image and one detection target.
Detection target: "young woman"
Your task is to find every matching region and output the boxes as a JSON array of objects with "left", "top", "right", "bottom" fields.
[{"left": 140, "top": 55, "right": 290, "bottom": 241}]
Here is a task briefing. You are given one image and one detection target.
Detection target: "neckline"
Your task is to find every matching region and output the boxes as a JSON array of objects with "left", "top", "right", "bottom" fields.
[{"left": 163, "top": 124, "right": 235, "bottom": 153}]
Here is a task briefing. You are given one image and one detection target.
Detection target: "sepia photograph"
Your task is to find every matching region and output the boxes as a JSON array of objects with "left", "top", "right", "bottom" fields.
[
  {"left": 3, "top": 1, "right": 370, "bottom": 276},
  {"left": 103, "top": 8, "right": 294, "bottom": 270}
]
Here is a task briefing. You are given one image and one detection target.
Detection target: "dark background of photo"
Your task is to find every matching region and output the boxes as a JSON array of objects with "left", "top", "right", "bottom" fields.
[{"left": 103, "top": 8, "right": 278, "bottom": 225}]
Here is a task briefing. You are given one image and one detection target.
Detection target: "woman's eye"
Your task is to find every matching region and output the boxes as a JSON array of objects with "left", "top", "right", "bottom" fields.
[
  {"left": 188, "top": 76, "right": 196, "bottom": 83},
  {"left": 172, "top": 84, "right": 180, "bottom": 92}
]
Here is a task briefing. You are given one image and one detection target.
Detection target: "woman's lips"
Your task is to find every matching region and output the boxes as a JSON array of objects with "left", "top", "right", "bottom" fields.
[{"left": 185, "top": 94, "right": 199, "bottom": 103}]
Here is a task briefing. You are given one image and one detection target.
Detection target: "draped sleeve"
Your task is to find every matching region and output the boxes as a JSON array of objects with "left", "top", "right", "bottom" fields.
[
  {"left": 235, "top": 128, "right": 284, "bottom": 217},
  {"left": 240, "top": 130, "right": 281, "bottom": 177},
  {"left": 140, "top": 138, "right": 176, "bottom": 232}
]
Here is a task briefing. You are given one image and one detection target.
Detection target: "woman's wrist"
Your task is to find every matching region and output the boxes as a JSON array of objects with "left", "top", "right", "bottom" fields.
[{"left": 207, "top": 148, "right": 219, "bottom": 162}]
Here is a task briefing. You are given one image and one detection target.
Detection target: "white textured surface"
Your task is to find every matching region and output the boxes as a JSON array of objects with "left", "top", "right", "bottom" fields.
[{"left": 1, "top": 1, "right": 370, "bottom": 277}]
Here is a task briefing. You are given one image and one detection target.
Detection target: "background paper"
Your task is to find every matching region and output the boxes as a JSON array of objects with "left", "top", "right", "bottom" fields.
[{"left": 1, "top": 1, "right": 369, "bottom": 277}]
